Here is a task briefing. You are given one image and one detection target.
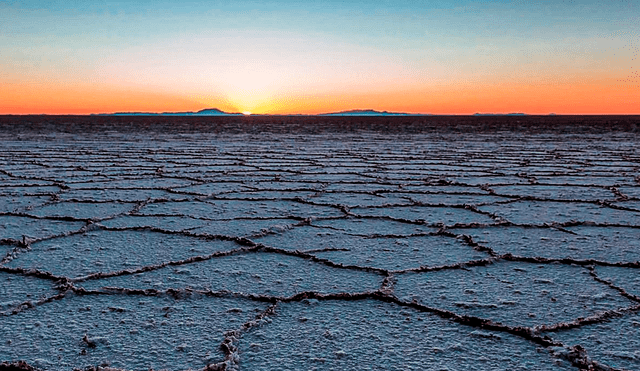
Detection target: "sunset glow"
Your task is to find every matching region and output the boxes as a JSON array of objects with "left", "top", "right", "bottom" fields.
[{"left": 1, "top": 1, "right": 638, "bottom": 115}]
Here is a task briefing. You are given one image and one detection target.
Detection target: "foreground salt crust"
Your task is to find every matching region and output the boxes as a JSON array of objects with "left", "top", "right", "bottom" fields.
[{"left": 0, "top": 128, "right": 639, "bottom": 370}]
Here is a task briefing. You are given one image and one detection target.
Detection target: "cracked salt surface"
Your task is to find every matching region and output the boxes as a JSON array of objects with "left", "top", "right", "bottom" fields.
[
  {"left": 0, "top": 186, "right": 61, "bottom": 196},
  {"left": 67, "top": 178, "right": 194, "bottom": 190},
  {"left": 614, "top": 200, "right": 640, "bottom": 212},
  {"left": 544, "top": 311, "right": 640, "bottom": 370},
  {"left": 215, "top": 190, "right": 317, "bottom": 200},
  {"left": 595, "top": 266, "right": 640, "bottom": 298},
  {"left": 255, "top": 224, "right": 480, "bottom": 271},
  {"left": 536, "top": 176, "right": 635, "bottom": 186},
  {"left": 0, "top": 271, "right": 57, "bottom": 312},
  {"left": 301, "top": 192, "right": 412, "bottom": 208},
  {"left": 0, "top": 293, "right": 267, "bottom": 370},
  {"left": 138, "top": 199, "right": 343, "bottom": 220},
  {"left": 0, "top": 216, "right": 84, "bottom": 241},
  {"left": 28, "top": 201, "right": 136, "bottom": 220},
  {"left": 58, "top": 189, "right": 172, "bottom": 202},
  {"left": 6, "top": 230, "right": 238, "bottom": 278},
  {"left": 351, "top": 204, "right": 494, "bottom": 225},
  {"left": 0, "top": 195, "right": 50, "bottom": 213},
  {"left": 173, "top": 182, "right": 252, "bottom": 196},
  {"left": 619, "top": 186, "right": 640, "bottom": 199},
  {"left": 248, "top": 181, "right": 322, "bottom": 191},
  {"left": 397, "top": 192, "right": 506, "bottom": 206},
  {"left": 190, "top": 218, "right": 303, "bottom": 238},
  {"left": 490, "top": 185, "right": 616, "bottom": 201},
  {"left": 395, "top": 261, "right": 634, "bottom": 328},
  {"left": 308, "top": 233, "right": 486, "bottom": 271},
  {"left": 455, "top": 175, "right": 533, "bottom": 185},
  {"left": 479, "top": 200, "right": 640, "bottom": 225},
  {"left": 1, "top": 118, "right": 640, "bottom": 370},
  {"left": 78, "top": 251, "right": 381, "bottom": 295},
  {"left": 452, "top": 226, "right": 640, "bottom": 263},
  {"left": 100, "top": 216, "right": 209, "bottom": 232},
  {"left": 311, "top": 218, "right": 433, "bottom": 235},
  {"left": 240, "top": 300, "right": 573, "bottom": 370}
]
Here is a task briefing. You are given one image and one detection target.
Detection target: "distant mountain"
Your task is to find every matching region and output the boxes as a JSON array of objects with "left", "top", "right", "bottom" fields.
[
  {"left": 473, "top": 113, "right": 528, "bottom": 116},
  {"left": 320, "top": 109, "right": 425, "bottom": 116},
  {"left": 194, "top": 108, "right": 238, "bottom": 115},
  {"left": 99, "top": 108, "right": 434, "bottom": 117},
  {"left": 102, "top": 108, "right": 243, "bottom": 116},
  {"left": 98, "top": 112, "right": 160, "bottom": 116}
]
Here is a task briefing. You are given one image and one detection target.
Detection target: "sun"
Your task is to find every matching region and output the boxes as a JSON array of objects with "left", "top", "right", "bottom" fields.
[{"left": 242, "top": 111, "right": 251, "bottom": 115}]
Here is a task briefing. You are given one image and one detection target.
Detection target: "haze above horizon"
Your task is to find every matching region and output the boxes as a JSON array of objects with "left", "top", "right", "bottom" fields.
[{"left": 1, "top": 0, "right": 639, "bottom": 115}]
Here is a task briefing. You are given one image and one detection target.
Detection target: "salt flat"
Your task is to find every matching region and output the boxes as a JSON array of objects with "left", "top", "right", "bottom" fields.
[{"left": 1, "top": 116, "right": 639, "bottom": 371}]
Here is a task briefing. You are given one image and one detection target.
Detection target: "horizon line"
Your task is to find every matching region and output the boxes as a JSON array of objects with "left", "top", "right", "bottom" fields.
[
  {"left": 2, "top": 113, "right": 640, "bottom": 117},
  {"left": 2, "top": 107, "right": 640, "bottom": 117}
]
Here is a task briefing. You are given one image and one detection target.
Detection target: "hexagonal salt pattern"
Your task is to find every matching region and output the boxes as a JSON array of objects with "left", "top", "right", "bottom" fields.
[
  {"left": 254, "top": 222, "right": 484, "bottom": 271},
  {"left": 239, "top": 300, "right": 574, "bottom": 370},
  {"left": 59, "top": 188, "right": 172, "bottom": 202},
  {"left": 99, "top": 215, "right": 209, "bottom": 231},
  {"left": 0, "top": 215, "right": 85, "bottom": 241},
  {"left": 0, "top": 293, "right": 268, "bottom": 370},
  {"left": 0, "top": 271, "right": 58, "bottom": 312},
  {"left": 395, "top": 261, "right": 634, "bottom": 328},
  {"left": 78, "top": 251, "right": 382, "bottom": 296},
  {"left": 28, "top": 201, "right": 136, "bottom": 220},
  {"left": 306, "top": 191, "right": 413, "bottom": 207},
  {"left": 594, "top": 265, "right": 640, "bottom": 298},
  {"left": 6, "top": 229, "right": 239, "bottom": 278},
  {"left": 490, "top": 185, "right": 616, "bottom": 201},
  {"left": 451, "top": 226, "right": 640, "bottom": 263},
  {"left": 191, "top": 218, "right": 304, "bottom": 238},
  {"left": 479, "top": 201, "right": 640, "bottom": 225},
  {"left": 351, "top": 205, "right": 494, "bottom": 225},
  {"left": 138, "top": 199, "right": 343, "bottom": 219},
  {"left": 309, "top": 233, "right": 488, "bottom": 271},
  {"left": 311, "top": 218, "right": 434, "bottom": 236},
  {"left": 0, "top": 195, "right": 50, "bottom": 213},
  {"left": 545, "top": 311, "right": 640, "bottom": 370},
  {"left": 1, "top": 122, "right": 639, "bottom": 370}
]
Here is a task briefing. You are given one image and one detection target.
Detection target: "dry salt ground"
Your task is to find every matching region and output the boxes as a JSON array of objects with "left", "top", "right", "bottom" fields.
[{"left": 1, "top": 125, "right": 640, "bottom": 371}]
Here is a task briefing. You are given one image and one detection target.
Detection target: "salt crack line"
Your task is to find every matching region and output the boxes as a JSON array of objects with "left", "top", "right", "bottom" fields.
[
  {"left": 70, "top": 246, "right": 256, "bottom": 283},
  {"left": 588, "top": 266, "right": 640, "bottom": 303},
  {"left": 535, "top": 304, "right": 640, "bottom": 333}
]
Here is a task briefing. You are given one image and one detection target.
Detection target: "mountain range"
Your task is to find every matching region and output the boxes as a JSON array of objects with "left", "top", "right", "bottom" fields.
[
  {"left": 102, "top": 108, "right": 244, "bottom": 116},
  {"left": 97, "top": 109, "right": 539, "bottom": 117},
  {"left": 319, "top": 109, "right": 424, "bottom": 116},
  {"left": 100, "top": 109, "right": 428, "bottom": 116}
]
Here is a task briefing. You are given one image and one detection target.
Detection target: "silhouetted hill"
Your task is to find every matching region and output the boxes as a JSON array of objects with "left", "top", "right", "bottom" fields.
[
  {"left": 473, "top": 113, "right": 528, "bottom": 116},
  {"left": 99, "top": 108, "right": 243, "bottom": 116},
  {"left": 320, "top": 109, "right": 426, "bottom": 116}
]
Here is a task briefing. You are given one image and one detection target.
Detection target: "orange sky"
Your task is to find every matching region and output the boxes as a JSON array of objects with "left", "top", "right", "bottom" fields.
[{"left": 3, "top": 71, "right": 637, "bottom": 115}]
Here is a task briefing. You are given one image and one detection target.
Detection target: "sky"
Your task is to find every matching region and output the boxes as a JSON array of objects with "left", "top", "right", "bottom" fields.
[{"left": 1, "top": 0, "right": 639, "bottom": 114}]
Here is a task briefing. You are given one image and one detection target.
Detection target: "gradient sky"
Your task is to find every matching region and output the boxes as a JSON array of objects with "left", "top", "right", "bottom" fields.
[{"left": 1, "top": 0, "right": 639, "bottom": 114}]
